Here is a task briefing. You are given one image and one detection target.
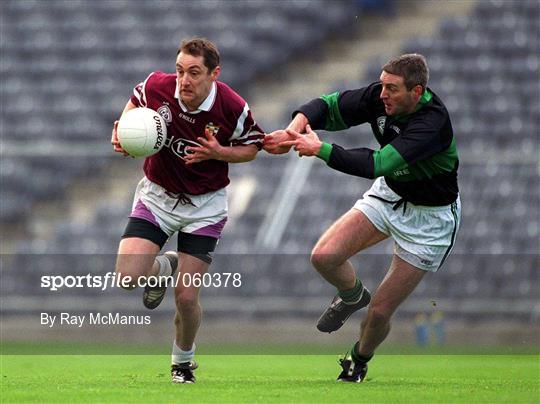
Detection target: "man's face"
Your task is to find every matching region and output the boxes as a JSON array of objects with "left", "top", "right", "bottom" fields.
[
  {"left": 379, "top": 71, "right": 421, "bottom": 116},
  {"left": 176, "top": 52, "right": 220, "bottom": 111}
]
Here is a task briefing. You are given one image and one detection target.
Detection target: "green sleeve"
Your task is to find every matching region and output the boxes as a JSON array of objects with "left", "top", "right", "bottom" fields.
[
  {"left": 317, "top": 142, "right": 333, "bottom": 162},
  {"left": 320, "top": 92, "right": 349, "bottom": 132},
  {"left": 373, "top": 144, "right": 408, "bottom": 177}
]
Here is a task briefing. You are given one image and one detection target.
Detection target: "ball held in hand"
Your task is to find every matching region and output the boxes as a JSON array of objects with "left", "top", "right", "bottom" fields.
[{"left": 117, "top": 108, "right": 167, "bottom": 157}]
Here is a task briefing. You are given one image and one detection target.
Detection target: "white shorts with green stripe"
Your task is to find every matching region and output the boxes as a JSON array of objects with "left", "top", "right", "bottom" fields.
[{"left": 353, "top": 177, "right": 461, "bottom": 272}]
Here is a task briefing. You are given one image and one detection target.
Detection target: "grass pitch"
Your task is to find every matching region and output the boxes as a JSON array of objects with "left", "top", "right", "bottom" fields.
[{"left": 1, "top": 345, "right": 538, "bottom": 403}]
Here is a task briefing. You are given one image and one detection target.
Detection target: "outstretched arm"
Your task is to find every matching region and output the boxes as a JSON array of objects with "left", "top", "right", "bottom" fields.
[{"left": 282, "top": 124, "right": 407, "bottom": 180}]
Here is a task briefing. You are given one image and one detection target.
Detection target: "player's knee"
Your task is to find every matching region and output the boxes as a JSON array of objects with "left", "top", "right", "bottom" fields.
[
  {"left": 175, "top": 291, "right": 199, "bottom": 312},
  {"left": 310, "top": 245, "right": 341, "bottom": 272}
]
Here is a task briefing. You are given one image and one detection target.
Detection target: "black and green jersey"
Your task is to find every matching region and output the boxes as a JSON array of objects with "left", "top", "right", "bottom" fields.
[{"left": 295, "top": 82, "right": 459, "bottom": 206}]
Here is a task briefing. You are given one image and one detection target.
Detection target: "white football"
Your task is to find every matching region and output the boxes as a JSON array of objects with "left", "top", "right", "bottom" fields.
[{"left": 117, "top": 108, "right": 167, "bottom": 157}]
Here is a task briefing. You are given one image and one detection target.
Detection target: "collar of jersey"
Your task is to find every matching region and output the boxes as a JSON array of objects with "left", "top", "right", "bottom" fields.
[
  {"left": 394, "top": 89, "right": 433, "bottom": 123},
  {"left": 174, "top": 81, "right": 217, "bottom": 114}
]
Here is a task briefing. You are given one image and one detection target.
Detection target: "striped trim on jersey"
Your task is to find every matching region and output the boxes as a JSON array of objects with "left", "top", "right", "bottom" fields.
[
  {"left": 229, "top": 103, "right": 262, "bottom": 146},
  {"left": 132, "top": 72, "right": 155, "bottom": 107}
]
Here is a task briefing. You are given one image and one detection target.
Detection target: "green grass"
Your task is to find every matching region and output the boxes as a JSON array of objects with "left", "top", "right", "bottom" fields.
[
  {"left": 3, "top": 341, "right": 537, "bottom": 356},
  {"left": 1, "top": 345, "right": 539, "bottom": 403}
]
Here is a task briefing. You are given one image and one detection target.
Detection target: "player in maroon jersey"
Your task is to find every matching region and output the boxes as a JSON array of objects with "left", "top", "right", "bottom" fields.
[{"left": 111, "top": 38, "right": 264, "bottom": 384}]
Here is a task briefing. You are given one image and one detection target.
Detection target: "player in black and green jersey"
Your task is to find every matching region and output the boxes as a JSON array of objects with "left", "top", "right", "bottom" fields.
[{"left": 265, "top": 54, "right": 461, "bottom": 382}]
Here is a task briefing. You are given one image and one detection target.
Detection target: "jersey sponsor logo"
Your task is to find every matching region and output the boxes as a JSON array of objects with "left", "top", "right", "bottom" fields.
[
  {"left": 157, "top": 104, "right": 172, "bottom": 124},
  {"left": 377, "top": 116, "right": 386, "bottom": 135},
  {"left": 179, "top": 112, "right": 196, "bottom": 124},
  {"left": 393, "top": 168, "right": 410, "bottom": 177},
  {"left": 170, "top": 138, "right": 202, "bottom": 160},
  {"left": 205, "top": 122, "right": 220, "bottom": 136}
]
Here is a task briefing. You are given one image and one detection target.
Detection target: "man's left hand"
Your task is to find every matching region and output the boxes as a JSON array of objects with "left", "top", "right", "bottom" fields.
[{"left": 185, "top": 128, "right": 224, "bottom": 164}]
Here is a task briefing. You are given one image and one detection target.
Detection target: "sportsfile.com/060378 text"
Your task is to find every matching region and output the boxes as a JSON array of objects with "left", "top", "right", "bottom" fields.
[{"left": 40, "top": 272, "right": 242, "bottom": 291}]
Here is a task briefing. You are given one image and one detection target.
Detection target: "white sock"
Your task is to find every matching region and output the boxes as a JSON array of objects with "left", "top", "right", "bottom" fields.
[
  {"left": 172, "top": 341, "right": 196, "bottom": 365},
  {"left": 155, "top": 255, "right": 173, "bottom": 277}
]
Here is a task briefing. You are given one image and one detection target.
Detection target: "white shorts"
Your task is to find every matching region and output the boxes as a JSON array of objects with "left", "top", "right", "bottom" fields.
[
  {"left": 353, "top": 177, "right": 461, "bottom": 272},
  {"left": 130, "top": 177, "right": 228, "bottom": 239}
]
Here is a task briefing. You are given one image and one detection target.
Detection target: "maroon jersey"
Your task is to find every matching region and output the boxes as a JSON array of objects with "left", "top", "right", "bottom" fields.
[{"left": 130, "top": 71, "right": 264, "bottom": 195}]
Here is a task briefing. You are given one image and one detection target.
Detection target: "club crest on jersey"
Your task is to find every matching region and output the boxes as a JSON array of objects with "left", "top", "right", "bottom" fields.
[
  {"left": 377, "top": 116, "right": 386, "bottom": 135},
  {"left": 170, "top": 138, "right": 201, "bottom": 160},
  {"left": 157, "top": 104, "right": 172, "bottom": 124},
  {"left": 205, "top": 122, "right": 220, "bottom": 136}
]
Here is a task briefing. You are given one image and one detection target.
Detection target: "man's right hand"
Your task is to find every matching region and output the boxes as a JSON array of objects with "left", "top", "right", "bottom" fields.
[
  {"left": 263, "top": 130, "right": 294, "bottom": 154},
  {"left": 111, "top": 120, "right": 129, "bottom": 156},
  {"left": 264, "top": 113, "right": 311, "bottom": 154}
]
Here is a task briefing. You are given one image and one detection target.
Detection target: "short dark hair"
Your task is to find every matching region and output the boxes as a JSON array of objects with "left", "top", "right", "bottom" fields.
[
  {"left": 177, "top": 38, "right": 220, "bottom": 72},
  {"left": 382, "top": 54, "right": 429, "bottom": 91}
]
